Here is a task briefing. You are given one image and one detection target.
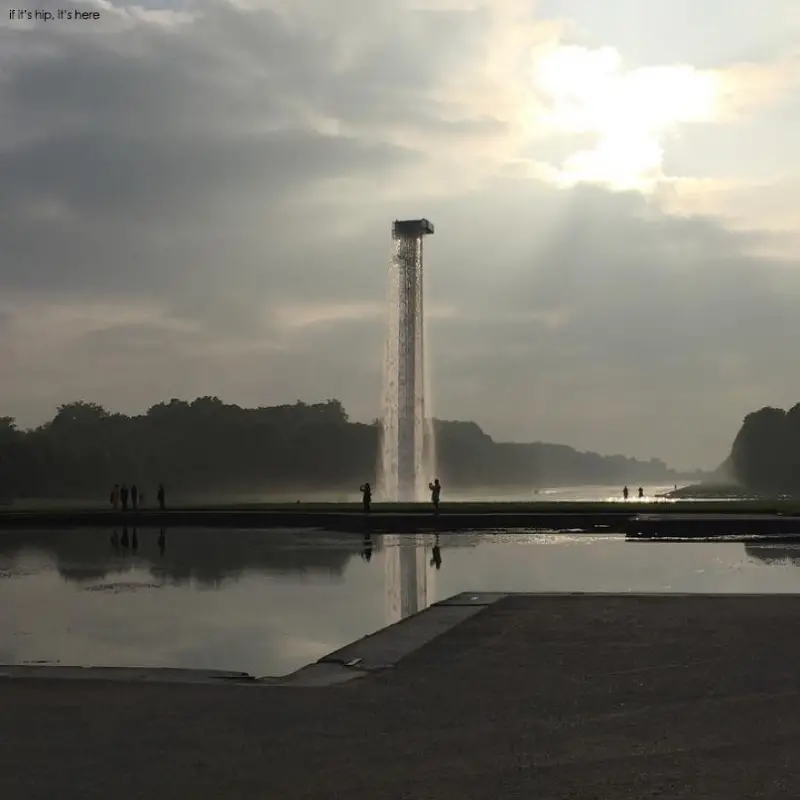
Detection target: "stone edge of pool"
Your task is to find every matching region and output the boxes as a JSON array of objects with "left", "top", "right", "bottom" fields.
[
  {"left": 6, "top": 591, "right": 800, "bottom": 688},
  {"left": 0, "top": 592, "right": 506, "bottom": 687}
]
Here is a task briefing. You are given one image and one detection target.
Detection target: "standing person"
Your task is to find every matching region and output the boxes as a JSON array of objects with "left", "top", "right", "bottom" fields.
[
  {"left": 622, "top": 485, "right": 629, "bottom": 501},
  {"left": 131, "top": 484, "right": 139, "bottom": 510},
  {"left": 638, "top": 486, "right": 644, "bottom": 499},
  {"left": 428, "top": 478, "right": 441, "bottom": 515},
  {"left": 120, "top": 484, "right": 129, "bottom": 510},
  {"left": 360, "top": 482, "right": 372, "bottom": 513},
  {"left": 110, "top": 484, "right": 120, "bottom": 510},
  {"left": 157, "top": 483, "right": 165, "bottom": 511}
]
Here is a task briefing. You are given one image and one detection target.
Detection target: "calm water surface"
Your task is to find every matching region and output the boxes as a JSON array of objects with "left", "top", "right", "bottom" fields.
[{"left": 2, "top": 528, "right": 800, "bottom": 677}]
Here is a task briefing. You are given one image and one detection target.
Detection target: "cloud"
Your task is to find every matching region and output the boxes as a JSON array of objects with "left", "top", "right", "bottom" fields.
[
  {"left": 0, "top": 0, "right": 798, "bottom": 469},
  {"left": 525, "top": 42, "right": 800, "bottom": 192},
  {"left": 656, "top": 176, "right": 800, "bottom": 257},
  {"left": 712, "top": 52, "right": 800, "bottom": 119}
]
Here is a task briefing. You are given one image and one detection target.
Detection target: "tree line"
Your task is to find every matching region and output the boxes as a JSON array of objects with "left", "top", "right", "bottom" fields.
[
  {"left": 729, "top": 404, "right": 800, "bottom": 493},
  {"left": 0, "top": 396, "right": 688, "bottom": 500}
]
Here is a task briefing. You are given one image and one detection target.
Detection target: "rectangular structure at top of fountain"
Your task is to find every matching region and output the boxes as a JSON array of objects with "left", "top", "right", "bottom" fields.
[
  {"left": 392, "top": 218, "right": 435, "bottom": 238},
  {"left": 379, "top": 219, "right": 435, "bottom": 502}
]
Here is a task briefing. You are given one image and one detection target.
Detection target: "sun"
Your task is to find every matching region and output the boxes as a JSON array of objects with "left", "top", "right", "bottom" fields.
[{"left": 531, "top": 45, "right": 720, "bottom": 192}]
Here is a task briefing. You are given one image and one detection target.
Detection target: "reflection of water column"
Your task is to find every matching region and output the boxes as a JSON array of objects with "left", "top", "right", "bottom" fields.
[{"left": 384, "top": 534, "right": 429, "bottom": 625}]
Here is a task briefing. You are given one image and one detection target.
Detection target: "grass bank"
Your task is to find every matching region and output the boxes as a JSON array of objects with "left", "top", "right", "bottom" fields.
[
  {"left": 4, "top": 499, "right": 800, "bottom": 514},
  {"left": 2, "top": 499, "right": 800, "bottom": 534}
]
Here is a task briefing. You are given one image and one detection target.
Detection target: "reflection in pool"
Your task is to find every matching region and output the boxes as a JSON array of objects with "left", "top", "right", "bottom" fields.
[{"left": 1, "top": 529, "right": 800, "bottom": 676}]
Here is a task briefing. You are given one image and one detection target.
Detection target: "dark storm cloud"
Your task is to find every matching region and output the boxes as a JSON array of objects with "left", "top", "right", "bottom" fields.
[
  {"left": 2, "top": 2, "right": 320, "bottom": 141},
  {"left": 0, "top": 127, "right": 414, "bottom": 300},
  {"left": 0, "top": 0, "right": 486, "bottom": 306},
  {"left": 0, "top": 130, "right": 410, "bottom": 221},
  {"left": 423, "top": 181, "right": 796, "bottom": 366},
  {"left": 0, "top": 0, "right": 493, "bottom": 173}
]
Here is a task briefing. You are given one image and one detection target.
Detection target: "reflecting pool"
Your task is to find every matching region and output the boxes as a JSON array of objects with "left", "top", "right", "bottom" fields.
[{"left": 2, "top": 528, "right": 800, "bottom": 676}]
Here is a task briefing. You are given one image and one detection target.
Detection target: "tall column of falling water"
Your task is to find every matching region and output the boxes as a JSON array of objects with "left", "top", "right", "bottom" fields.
[
  {"left": 378, "top": 250, "right": 401, "bottom": 500},
  {"left": 378, "top": 226, "right": 436, "bottom": 501},
  {"left": 419, "top": 234, "right": 437, "bottom": 500},
  {"left": 396, "top": 235, "right": 418, "bottom": 501}
]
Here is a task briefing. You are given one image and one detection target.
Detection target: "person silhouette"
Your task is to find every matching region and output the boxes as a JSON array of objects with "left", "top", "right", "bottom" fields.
[
  {"left": 157, "top": 483, "right": 166, "bottom": 511},
  {"left": 428, "top": 479, "right": 441, "bottom": 515},
  {"left": 360, "top": 482, "right": 372, "bottom": 513},
  {"left": 622, "top": 486, "right": 629, "bottom": 501},
  {"left": 361, "top": 533, "right": 373, "bottom": 561},
  {"left": 638, "top": 486, "right": 644, "bottom": 499},
  {"left": 120, "top": 484, "right": 129, "bottom": 511},
  {"left": 131, "top": 484, "right": 139, "bottom": 510},
  {"left": 430, "top": 534, "right": 442, "bottom": 570}
]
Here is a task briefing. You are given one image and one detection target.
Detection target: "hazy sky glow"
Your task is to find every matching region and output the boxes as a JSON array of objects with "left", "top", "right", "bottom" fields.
[{"left": 1, "top": 0, "right": 799, "bottom": 470}]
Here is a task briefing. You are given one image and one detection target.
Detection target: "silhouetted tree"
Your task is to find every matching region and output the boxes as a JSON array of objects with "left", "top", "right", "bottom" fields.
[
  {"left": 730, "top": 404, "right": 800, "bottom": 493},
  {"left": 0, "top": 396, "right": 685, "bottom": 499}
]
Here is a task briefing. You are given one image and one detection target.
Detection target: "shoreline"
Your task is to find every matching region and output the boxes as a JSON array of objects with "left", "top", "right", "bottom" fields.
[
  {"left": 3, "top": 501, "right": 800, "bottom": 535},
  {"left": 0, "top": 507, "right": 625, "bottom": 532}
]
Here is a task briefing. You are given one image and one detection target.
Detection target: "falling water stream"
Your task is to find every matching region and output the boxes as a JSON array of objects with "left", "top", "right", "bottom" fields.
[{"left": 378, "top": 227, "right": 436, "bottom": 501}]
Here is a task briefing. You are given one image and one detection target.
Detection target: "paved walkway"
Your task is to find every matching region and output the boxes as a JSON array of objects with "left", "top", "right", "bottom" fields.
[{"left": 4, "top": 594, "right": 800, "bottom": 798}]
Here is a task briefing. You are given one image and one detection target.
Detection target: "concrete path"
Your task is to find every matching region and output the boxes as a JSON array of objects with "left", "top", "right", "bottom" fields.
[{"left": 4, "top": 593, "right": 800, "bottom": 798}]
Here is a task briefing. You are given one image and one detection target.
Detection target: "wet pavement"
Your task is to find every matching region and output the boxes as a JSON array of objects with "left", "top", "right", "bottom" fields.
[
  {"left": 4, "top": 593, "right": 800, "bottom": 799},
  {"left": 5, "top": 529, "right": 800, "bottom": 675}
]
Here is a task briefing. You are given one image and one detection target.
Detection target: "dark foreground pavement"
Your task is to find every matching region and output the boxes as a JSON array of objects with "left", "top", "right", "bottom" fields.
[{"left": 4, "top": 594, "right": 800, "bottom": 798}]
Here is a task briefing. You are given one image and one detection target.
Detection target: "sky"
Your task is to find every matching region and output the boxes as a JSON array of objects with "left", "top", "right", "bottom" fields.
[{"left": 0, "top": 0, "right": 798, "bottom": 471}]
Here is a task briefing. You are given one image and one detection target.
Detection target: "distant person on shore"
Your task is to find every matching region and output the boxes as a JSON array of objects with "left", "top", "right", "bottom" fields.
[
  {"left": 157, "top": 483, "right": 165, "bottom": 510},
  {"left": 638, "top": 487, "right": 644, "bottom": 499},
  {"left": 110, "top": 484, "right": 120, "bottom": 510},
  {"left": 360, "top": 482, "right": 372, "bottom": 513},
  {"left": 131, "top": 484, "right": 138, "bottom": 510},
  {"left": 622, "top": 485, "right": 629, "bottom": 501},
  {"left": 120, "top": 484, "right": 129, "bottom": 510},
  {"left": 429, "top": 478, "right": 441, "bottom": 515}
]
